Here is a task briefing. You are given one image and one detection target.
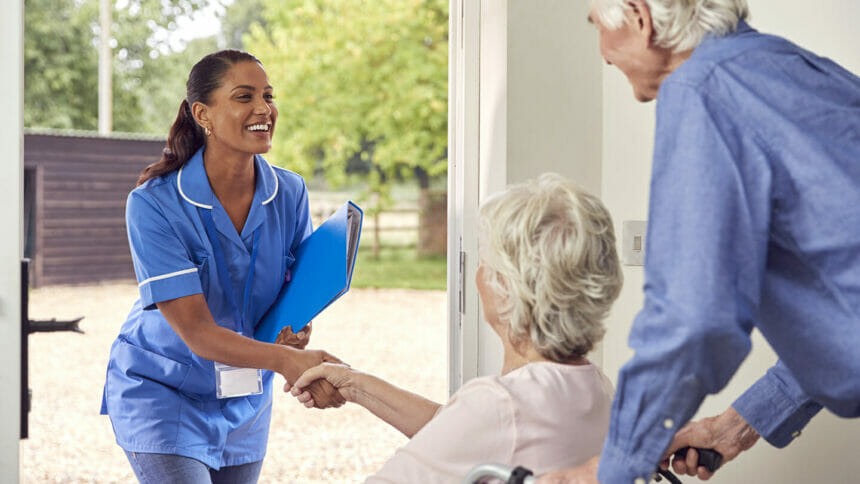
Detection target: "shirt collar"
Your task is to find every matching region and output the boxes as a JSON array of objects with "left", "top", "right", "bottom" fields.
[
  {"left": 696, "top": 18, "right": 756, "bottom": 52},
  {"left": 176, "top": 146, "right": 279, "bottom": 210}
]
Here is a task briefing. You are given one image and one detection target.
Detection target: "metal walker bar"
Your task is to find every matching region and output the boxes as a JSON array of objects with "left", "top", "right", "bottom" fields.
[{"left": 463, "top": 463, "right": 536, "bottom": 484}]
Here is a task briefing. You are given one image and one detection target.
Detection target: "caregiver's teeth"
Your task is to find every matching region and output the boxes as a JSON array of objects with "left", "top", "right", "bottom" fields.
[{"left": 247, "top": 124, "right": 268, "bottom": 131}]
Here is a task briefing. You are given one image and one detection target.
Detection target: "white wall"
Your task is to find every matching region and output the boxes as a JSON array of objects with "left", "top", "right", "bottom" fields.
[
  {"left": 600, "top": 1, "right": 860, "bottom": 483},
  {"left": 505, "top": 0, "right": 603, "bottom": 190},
  {"left": 0, "top": 0, "right": 24, "bottom": 481}
]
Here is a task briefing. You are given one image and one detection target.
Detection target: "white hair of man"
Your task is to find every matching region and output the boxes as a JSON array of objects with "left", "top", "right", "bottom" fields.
[
  {"left": 591, "top": 0, "right": 749, "bottom": 52},
  {"left": 478, "top": 173, "right": 623, "bottom": 362}
]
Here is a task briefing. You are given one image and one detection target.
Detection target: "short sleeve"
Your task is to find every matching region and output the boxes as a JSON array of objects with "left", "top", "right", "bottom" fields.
[
  {"left": 366, "top": 378, "right": 515, "bottom": 484},
  {"left": 126, "top": 191, "right": 203, "bottom": 309}
]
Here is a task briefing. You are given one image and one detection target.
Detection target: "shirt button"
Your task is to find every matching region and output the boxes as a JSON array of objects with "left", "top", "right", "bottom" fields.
[
  {"left": 634, "top": 478, "right": 647, "bottom": 484},
  {"left": 663, "top": 418, "right": 674, "bottom": 429},
  {"left": 792, "top": 430, "right": 801, "bottom": 439}
]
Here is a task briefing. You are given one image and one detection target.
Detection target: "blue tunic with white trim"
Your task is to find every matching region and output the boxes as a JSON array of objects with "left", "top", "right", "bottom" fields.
[{"left": 101, "top": 147, "right": 312, "bottom": 469}]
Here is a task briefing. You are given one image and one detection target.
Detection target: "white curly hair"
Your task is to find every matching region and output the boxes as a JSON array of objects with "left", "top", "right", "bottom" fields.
[
  {"left": 478, "top": 173, "right": 623, "bottom": 361},
  {"left": 591, "top": 0, "right": 749, "bottom": 52}
]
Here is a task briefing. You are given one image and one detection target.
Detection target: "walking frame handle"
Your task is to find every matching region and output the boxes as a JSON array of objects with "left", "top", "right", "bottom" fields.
[
  {"left": 655, "top": 447, "right": 724, "bottom": 483},
  {"left": 464, "top": 448, "right": 721, "bottom": 484},
  {"left": 463, "top": 463, "right": 537, "bottom": 484},
  {"left": 673, "top": 447, "right": 723, "bottom": 473}
]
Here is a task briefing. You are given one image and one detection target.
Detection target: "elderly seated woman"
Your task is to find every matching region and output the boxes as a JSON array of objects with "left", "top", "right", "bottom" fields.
[{"left": 290, "top": 173, "right": 623, "bottom": 482}]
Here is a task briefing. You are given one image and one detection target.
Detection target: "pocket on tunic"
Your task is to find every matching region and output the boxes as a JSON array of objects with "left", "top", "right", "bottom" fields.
[{"left": 113, "top": 339, "right": 192, "bottom": 391}]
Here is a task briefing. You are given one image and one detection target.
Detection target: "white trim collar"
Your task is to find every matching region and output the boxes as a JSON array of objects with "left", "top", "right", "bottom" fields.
[
  {"left": 177, "top": 166, "right": 213, "bottom": 209},
  {"left": 262, "top": 161, "right": 278, "bottom": 205}
]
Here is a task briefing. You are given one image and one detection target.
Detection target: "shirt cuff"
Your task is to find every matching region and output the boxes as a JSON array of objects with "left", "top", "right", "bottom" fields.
[
  {"left": 597, "top": 442, "right": 658, "bottom": 484},
  {"left": 732, "top": 364, "right": 822, "bottom": 448},
  {"left": 138, "top": 268, "right": 203, "bottom": 310}
]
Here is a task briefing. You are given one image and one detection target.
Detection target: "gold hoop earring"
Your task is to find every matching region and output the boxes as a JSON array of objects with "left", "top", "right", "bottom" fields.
[{"left": 204, "top": 127, "right": 212, "bottom": 136}]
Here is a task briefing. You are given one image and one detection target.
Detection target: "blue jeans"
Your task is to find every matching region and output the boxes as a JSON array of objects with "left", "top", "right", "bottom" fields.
[{"left": 124, "top": 451, "right": 263, "bottom": 484}]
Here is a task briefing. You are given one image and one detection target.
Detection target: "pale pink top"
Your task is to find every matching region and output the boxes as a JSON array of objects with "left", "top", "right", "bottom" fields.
[{"left": 366, "top": 361, "right": 615, "bottom": 484}]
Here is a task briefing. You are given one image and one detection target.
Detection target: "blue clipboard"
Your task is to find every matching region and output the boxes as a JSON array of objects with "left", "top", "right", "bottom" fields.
[{"left": 255, "top": 201, "right": 363, "bottom": 343}]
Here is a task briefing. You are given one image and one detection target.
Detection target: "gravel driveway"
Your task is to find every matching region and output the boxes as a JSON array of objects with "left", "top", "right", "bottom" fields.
[{"left": 21, "top": 282, "right": 447, "bottom": 483}]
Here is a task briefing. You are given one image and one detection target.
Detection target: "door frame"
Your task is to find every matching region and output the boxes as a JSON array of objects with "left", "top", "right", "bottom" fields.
[
  {"left": 447, "top": 0, "right": 482, "bottom": 394},
  {"left": 1, "top": 0, "right": 24, "bottom": 480}
]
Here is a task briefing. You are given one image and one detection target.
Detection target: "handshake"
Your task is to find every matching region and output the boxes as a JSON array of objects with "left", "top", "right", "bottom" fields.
[{"left": 274, "top": 324, "right": 350, "bottom": 409}]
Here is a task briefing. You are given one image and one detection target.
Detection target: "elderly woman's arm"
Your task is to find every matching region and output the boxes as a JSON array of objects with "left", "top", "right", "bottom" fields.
[{"left": 291, "top": 363, "right": 441, "bottom": 438}]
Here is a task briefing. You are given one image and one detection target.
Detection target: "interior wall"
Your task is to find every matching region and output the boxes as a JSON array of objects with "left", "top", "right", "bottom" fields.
[
  {"left": 505, "top": 0, "right": 603, "bottom": 190},
  {"left": 0, "top": 0, "right": 23, "bottom": 480},
  {"left": 600, "top": 1, "right": 860, "bottom": 482}
]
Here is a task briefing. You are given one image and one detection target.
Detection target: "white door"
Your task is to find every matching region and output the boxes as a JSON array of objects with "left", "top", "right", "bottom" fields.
[
  {"left": 447, "top": 0, "right": 603, "bottom": 391},
  {"left": 0, "top": 0, "right": 24, "bottom": 480}
]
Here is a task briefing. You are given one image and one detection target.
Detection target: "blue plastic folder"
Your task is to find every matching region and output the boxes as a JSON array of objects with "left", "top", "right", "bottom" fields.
[{"left": 255, "top": 201, "right": 363, "bottom": 343}]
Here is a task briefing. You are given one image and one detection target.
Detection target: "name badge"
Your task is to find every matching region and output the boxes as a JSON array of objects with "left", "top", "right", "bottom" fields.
[{"left": 215, "top": 362, "right": 263, "bottom": 399}]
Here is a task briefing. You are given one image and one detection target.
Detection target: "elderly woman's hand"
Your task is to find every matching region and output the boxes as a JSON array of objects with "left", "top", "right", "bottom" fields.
[
  {"left": 290, "top": 363, "right": 357, "bottom": 408},
  {"left": 274, "top": 322, "right": 312, "bottom": 350}
]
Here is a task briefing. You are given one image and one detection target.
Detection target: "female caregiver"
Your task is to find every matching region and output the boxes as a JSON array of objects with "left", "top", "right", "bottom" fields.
[{"left": 100, "top": 50, "right": 344, "bottom": 484}]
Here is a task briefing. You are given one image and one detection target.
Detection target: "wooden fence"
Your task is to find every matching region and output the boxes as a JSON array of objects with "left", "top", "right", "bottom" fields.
[
  {"left": 308, "top": 189, "right": 446, "bottom": 256},
  {"left": 311, "top": 205, "right": 421, "bottom": 251}
]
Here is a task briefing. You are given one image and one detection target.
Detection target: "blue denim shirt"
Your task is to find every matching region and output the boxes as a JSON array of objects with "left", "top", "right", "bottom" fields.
[{"left": 598, "top": 21, "right": 860, "bottom": 484}]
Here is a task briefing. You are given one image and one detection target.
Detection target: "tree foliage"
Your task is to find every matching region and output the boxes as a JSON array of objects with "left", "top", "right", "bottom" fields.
[
  {"left": 244, "top": 0, "right": 448, "bottom": 192},
  {"left": 24, "top": 0, "right": 100, "bottom": 130},
  {"left": 218, "top": 0, "right": 266, "bottom": 50},
  {"left": 24, "top": 0, "right": 215, "bottom": 133}
]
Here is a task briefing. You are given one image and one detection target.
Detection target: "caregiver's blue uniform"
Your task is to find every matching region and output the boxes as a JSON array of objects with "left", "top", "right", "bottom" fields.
[{"left": 101, "top": 147, "right": 312, "bottom": 469}]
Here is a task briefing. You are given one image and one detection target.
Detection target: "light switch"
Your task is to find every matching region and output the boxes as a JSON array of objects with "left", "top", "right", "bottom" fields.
[{"left": 622, "top": 220, "right": 647, "bottom": 266}]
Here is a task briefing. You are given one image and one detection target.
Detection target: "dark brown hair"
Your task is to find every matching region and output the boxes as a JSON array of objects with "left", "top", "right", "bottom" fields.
[{"left": 137, "top": 50, "right": 262, "bottom": 186}]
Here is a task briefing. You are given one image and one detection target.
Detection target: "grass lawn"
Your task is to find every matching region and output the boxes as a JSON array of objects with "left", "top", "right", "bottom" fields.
[{"left": 351, "top": 246, "right": 447, "bottom": 291}]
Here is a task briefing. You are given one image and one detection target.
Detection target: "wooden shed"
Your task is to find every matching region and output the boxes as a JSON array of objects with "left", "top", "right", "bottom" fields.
[{"left": 24, "top": 129, "right": 165, "bottom": 287}]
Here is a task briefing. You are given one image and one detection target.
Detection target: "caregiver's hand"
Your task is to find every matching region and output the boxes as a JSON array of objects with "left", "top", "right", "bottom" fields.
[
  {"left": 303, "top": 379, "right": 347, "bottom": 409},
  {"left": 290, "top": 363, "right": 356, "bottom": 408},
  {"left": 275, "top": 322, "right": 312, "bottom": 350},
  {"left": 278, "top": 347, "right": 346, "bottom": 409}
]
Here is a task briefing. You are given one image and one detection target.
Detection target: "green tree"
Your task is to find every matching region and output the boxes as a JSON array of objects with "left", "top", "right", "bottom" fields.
[
  {"left": 24, "top": 0, "right": 100, "bottom": 130},
  {"left": 244, "top": 0, "right": 448, "bottom": 255},
  {"left": 24, "top": 0, "right": 214, "bottom": 134},
  {"left": 218, "top": 0, "right": 266, "bottom": 50},
  {"left": 131, "top": 36, "right": 220, "bottom": 134}
]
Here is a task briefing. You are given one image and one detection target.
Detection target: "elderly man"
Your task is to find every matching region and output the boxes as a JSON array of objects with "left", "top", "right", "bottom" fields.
[{"left": 538, "top": 1, "right": 860, "bottom": 483}]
